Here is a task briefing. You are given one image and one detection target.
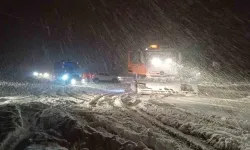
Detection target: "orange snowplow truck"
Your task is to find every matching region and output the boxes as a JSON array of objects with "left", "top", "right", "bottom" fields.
[{"left": 128, "top": 45, "right": 181, "bottom": 78}]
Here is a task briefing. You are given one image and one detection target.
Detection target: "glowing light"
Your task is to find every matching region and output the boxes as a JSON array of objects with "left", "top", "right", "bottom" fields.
[
  {"left": 149, "top": 45, "right": 159, "bottom": 49},
  {"left": 62, "top": 74, "right": 69, "bottom": 81},
  {"left": 43, "top": 73, "right": 49, "bottom": 78},
  {"left": 71, "top": 79, "right": 76, "bottom": 85},
  {"left": 165, "top": 58, "right": 173, "bottom": 64},
  {"left": 151, "top": 57, "right": 162, "bottom": 66},
  {"left": 33, "top": 72, "right": 39, "bottom": 76}
]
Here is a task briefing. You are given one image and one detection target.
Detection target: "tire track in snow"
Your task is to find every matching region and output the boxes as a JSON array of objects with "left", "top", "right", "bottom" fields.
[
  {"left": 0, "top": 96, "right": 35, "bottom": 105},
  {"left": 89, "top": 94, "right": 111, "bottom": 107},
  {"left": 167, "top": 97, "right": 249, "bottom": 115},
  {"left": 136, "top": 104, "right": 246, "bottom": 150},
  {"left": 88, "top": 93, "right": 248, "bottom": 150},
  {"left": 132, "top": 108, "right": 216, "bottom": 150},
  {"left": 96, "top": 95, "right": 115, "bottom": 107},
  {"left": 74, "top": 93, "right": 205, "bottom": 150},
  {"left": 73, "top": 92, "right": 218, "bottom": 150},
  {"left": 96, "top": 94, "right": 194, "bottom": 149},
  {"left": 80, "top": 100, "right": 189, "bottom": 150},
  {"left": 65, "top": 89, "right": 92, "bottom": 102},
  {"left": 120, "top": 108, "right": 190, "bottom": 150},
  {"left": 187, "top": 97, "right": 250, "bottom": 104},
  {"left": 113, "top": 95, "right": 216, "bottom": 150}
]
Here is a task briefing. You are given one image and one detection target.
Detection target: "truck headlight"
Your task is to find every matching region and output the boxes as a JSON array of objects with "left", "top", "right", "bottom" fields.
[
  {"left": 151, "top": 57, "right": 162, "bottom": 66},
  {"left": 33, "top": 72, "right": 39, "bottom": 76},
  {"left": 43, "top": 73, "right": 50, "bottom": 78},
  {"left": 62, "top": 74, "right": 69, "bottom": 81},
  {"left": 165, "top": 58, "right": 173, "bottom": 64},
  {"left": 71, "top": 79, "right": 76, "bottom": 85}
]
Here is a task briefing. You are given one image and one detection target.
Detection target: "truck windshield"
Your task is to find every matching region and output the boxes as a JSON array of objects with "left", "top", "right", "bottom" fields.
[
  {"left": 146, "top": 51, "right": 175, "bottom": 62},
  {"left": 130, "top": 51, "right": 141, "bottom": 64},
  {"left": 54, "top": 61, "right": 80, "bottom": 73},
  {"left": 63, "top": 62, "right": 79, "bottom": 70}
]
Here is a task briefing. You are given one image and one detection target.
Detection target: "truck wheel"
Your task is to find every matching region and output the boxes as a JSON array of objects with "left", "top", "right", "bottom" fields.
[
  {"left": 138, "top": 75, "right": 146, "bottom": 79},
  {"left": 93, "top": 78, "right": 100, "bottom": 83},
  {"left": 112, "top": 78, "right": 119, "bottom": 83},
  {"left": 65, "top": 80, "right": 70, "bottom": 85}
]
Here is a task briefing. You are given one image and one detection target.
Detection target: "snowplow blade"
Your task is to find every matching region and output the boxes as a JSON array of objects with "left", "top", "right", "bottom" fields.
[
  {"left": 131, "top": 81, "right": 179, "bottom": 94},
  {"left": 130, "top": 80, "right": 197, "bottom": 95}
]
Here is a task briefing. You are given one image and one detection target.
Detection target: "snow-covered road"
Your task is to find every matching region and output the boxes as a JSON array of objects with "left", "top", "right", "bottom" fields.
[{"left": 0, "top": 81, "right": 250, "bottom": 150}]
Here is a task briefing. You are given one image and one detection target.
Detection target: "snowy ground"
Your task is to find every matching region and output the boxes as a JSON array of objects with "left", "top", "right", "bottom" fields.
[{"left": 0, "top": 81, "right": 250, "bottom": 150}]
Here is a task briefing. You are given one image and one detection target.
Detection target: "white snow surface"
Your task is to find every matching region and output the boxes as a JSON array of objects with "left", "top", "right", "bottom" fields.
[{"left": 0, "top": 81, "right": 250, "bottom": 150}]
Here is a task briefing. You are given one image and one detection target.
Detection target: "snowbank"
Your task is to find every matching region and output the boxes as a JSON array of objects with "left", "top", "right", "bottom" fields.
[
  {"left": 198, "top": 83, "right": 250, "bottom": 98},
  {"left": 0, "top": 103, "right": 152, "bottom": 150}
]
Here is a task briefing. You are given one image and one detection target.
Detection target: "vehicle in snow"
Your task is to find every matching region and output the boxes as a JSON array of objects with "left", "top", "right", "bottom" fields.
[
  {"left": 53, "top": 60, "right": 82, "bottom": 85},
  {"left": 128, "top": 44, "right": 181, "bottom": 90},
  {"left": 32, "top": 71, "right": 52, "bottom": 81},
  {"left": 92, "top": 72, "right": 120, "bottom": 83},
  {"left": 128, "top": 44, "right": 200, "bottom": 93},
  {"left": 128, "top": 44, "right": 182, "bottom": 79},
  {"left": 82, "top": 72, "right": 93, "bottom": 83}
]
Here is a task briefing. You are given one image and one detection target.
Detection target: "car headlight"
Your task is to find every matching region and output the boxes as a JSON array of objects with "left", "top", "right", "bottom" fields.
[
  {"left": 151, "top": 57, "right": 162, "bottom": 66},
  {"left": 71, "top": 79, "right": 76, "bottom": 85},
  {"left": 81, "top": 79, "right": 86, "bottom": 83},
  {"left": 165, "top": 58, "right": 173, "bottom": 64},
  {"left": 33, "top": 72, "right": 39, "bottom": 76},
  {"left": 43, "top": 73, "right": 50, "bottom": 78},
  {"left": 62, "top": 74, "right": 69, "bottom": 81}
]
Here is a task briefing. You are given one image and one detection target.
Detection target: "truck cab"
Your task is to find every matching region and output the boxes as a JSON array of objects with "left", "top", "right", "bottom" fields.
[
  {"left": 128, "top": 45, "right": 181, "bottom": 78},
  {"left": 54, "top": 60, "right": 82, "bottom": 83}
]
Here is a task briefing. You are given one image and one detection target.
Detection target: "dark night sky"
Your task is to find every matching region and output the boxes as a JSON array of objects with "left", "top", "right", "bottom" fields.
[{"left": 0, "top": 0, "right": 249, "bottom": 73}]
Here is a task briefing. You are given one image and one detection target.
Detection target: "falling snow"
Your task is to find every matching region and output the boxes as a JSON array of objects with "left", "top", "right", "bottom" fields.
[{"left": 0, "top": 0, "right": 250, "bottom": 149}]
